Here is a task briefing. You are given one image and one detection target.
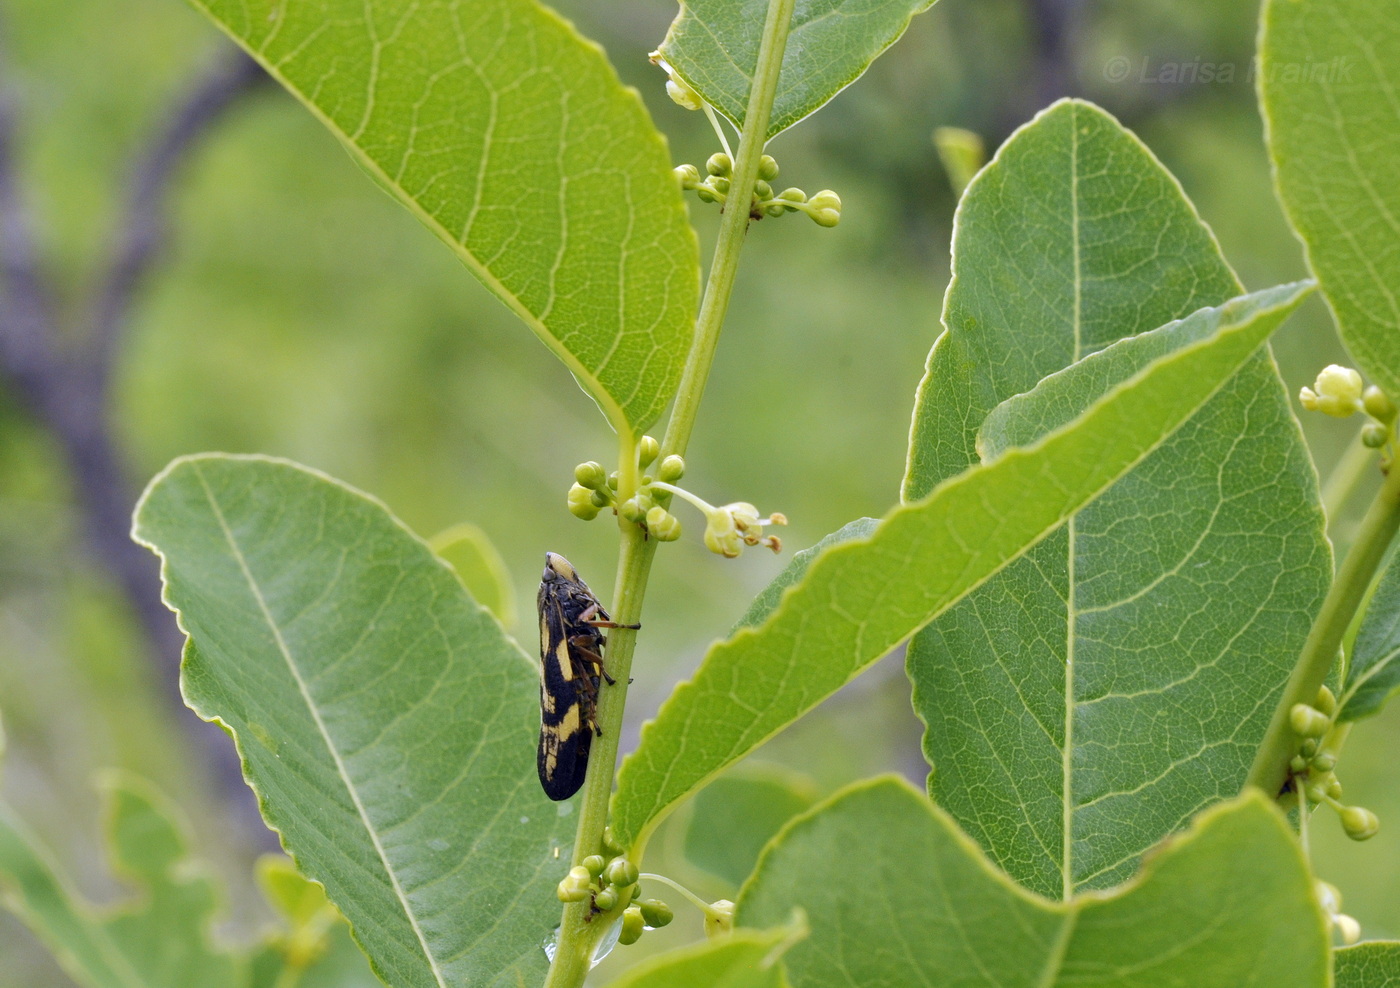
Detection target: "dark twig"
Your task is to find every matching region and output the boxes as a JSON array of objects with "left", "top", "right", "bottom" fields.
[{"left": 0, "top": 40, "right": 272, "bottom": 837}]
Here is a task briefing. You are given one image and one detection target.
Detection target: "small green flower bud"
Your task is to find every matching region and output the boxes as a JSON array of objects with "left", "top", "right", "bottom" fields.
[
  {"left": 557, "top": 865, "right": 594, "bottom": 902},
  {"left": 639, "top": 898, "right": 673, "bottom": 928},
  {"left": 575, "top": 461, "right": 608, "bottom": 490},
  {"left": 778, "top": 187, "right": 807, "bottom": 203},
  {"left": 658, "top": 454, "right": 685, "bottom": 482},
  {"left": 1316, "top": 879, "right": 1341, "bottom": 914},
  {"left": 1314, "top": 685, "right": 1337, "bottom": 716},
  {"left": 808, "top": 189, "right": 842, "bottom": 211},
  {"left": 602, "top": 827, "right": 625, "bottom": 857},
  {"left": 1306, "top": 775, "right": 1335, "bottom": 805},
  {"left": 710, "top": 176, "right": 731, "bottom": 196},
  {"left": 697, "top": 186, "right": 720, "bottom": 203},
  {"left": 1311, "top": 751, "right": 1337, "bottom": 772},
  {"left": 605, "top": 857, "right": 640, "bottom": 888},
  {"left": 754, "top": 179, "right": 774, "bottom": 201},
  {"left": 557, "top": 882, "right": 591, "bottom": 903},
  {"left": 811, "top": 207, "right": 841, "bottom": 227},
  {"left": 1341, "top": 805, "right": 1380, "bottom": 841},
  {"left": 1364, "top": 385, "right": 1397, "bottom": 423},
  {"left": 647, "top": 506, "right": 682, "bottom": 541},
  {"left": 1335, "top": 913, "right": 1361, "bottom": 945},
  {"left": 582, "top": 855, "right": 606, "bottom": 877},
  {"left": 674, "top": 163, "right": 702, "bottom": 189},
  {"left": 1362, "top": 422, "right": 1389, "bottom": 448},
  {"left": 569, "top": 484, "right": 602, "bottom": 520},
  {"left": 594, "top": 887, "right": 619, "bottom": 911},
  {"left": 1328, "top": 777, "right": 1344, "bottom": 800},
  {"left": 608, "top": 470, "right": 620, "bottom": 490},
  {"left": 1289, "top": 754, "right": 1309, "bottom": 774},
  {"left": 765, "top": 202, "right": 787, "bottom": 217},
  {"left": 639, "top": 435, "right": 660, "bottom": 467},
  {"left": 1290, "top": 703, "right": 1330, "bottom": 738},
  {"left": 1301, "top": 738, "right": 1319, "bottom": 758},
  {"left": 590, "top": 489, "right": 612, "bottom": 509},
  {"left": 704, "top": 899, "right": 735, "bottom": 937},
  {"left": 618, "top": 906, "right": 645, "bottom": 945},
  {"left": 757, "top": 154, "right": 779, "bottom": 181},
  {"left": 706, "top": 152, "right": 732, "bottom": 177},
  {"left": 619, "top": 496, "right": 651, "bottom": 524}
]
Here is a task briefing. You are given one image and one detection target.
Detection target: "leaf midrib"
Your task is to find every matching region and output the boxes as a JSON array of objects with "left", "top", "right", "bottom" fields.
[{"left": 191, "top": 464, "right": 449, "bottom": 988}]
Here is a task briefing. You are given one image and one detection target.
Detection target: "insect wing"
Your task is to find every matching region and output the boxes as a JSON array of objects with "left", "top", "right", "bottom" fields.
[{"left": 537, "top": 570, "right": 592, "bottom": 800}]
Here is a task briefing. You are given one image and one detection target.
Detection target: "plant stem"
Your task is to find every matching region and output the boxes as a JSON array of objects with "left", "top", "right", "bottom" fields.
[
  {"left": 542, "top": 2, "right": 797, "bottom": 984},
  {"left": 1321, "top": 431, "right": 1376, "bottom": 532},
  {"left": 1246, "top": 459, "right": 1400, "bottom": 798},
  {"left": 661, "top": 0, "right": 797, "bottom": 463}
]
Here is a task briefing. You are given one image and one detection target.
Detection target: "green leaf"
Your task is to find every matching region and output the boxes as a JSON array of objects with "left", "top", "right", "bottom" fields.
[
  {"left": 1260, "top": 0, "right": 1400, "bottom": 399},
  {"left": 0, "top": 774, "right": 240, "bottom": 988},
  {"left": 611, "top": 272, "right": 1310, "bottom": 853},
  {"left": 189, "top": 0, "right": 700, "bottom": 435},
  {"left": 249, "top": 858, "right": 381, "bottom": 988},
  {"left": 1336, "top": 943, "right": 1400, "bottom": 987},
  {"left": 429, "top": 522, "right": 517, "bottom": 628},
  {"left": 1340, "top": 548, "right": 1400, "bottom": 720},
  {"left": 657, "top": 0, "right": 937, "bottom": 139},
  {"left": 600, "top": 922, "right": 803, "bottom": 988},
  {"left": 737, "top": 779, "right": 1329, "bottom": 988},
  {"left": 681, "top": 765, "right": 818, "bottom": 890},
  {"left": 133, "top": 454, "right": 572, "bottom": 988},
  {"left": 905, "top": 98, "right": 1329, "bottom": 899},
  {"left": 730, "top": 518, "right": 879, "bottom": 633}
]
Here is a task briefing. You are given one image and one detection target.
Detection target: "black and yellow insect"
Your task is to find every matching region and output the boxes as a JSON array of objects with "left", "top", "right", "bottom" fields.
[{"left": 537, "top": 552, "right": 638, "bottom": 801}]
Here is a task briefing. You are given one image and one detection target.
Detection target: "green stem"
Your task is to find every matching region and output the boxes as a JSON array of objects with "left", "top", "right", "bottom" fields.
[
  {"left": 661, "top": 0, "right": 797, "bottom": 463},
  {"left": 542, "top": 2, "right": 797, "bottom": 984},
  {"left": 1322, "top": 431, "right": 1376, "bottom": 530},
  {"left": 1246, "top": 460, "right": 1400, "bottom": 798}
]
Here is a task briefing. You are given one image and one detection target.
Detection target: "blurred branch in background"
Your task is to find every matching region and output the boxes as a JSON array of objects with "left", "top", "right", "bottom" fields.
[{"left": 0, "top": 34, "right": 270, "bottom": 824}]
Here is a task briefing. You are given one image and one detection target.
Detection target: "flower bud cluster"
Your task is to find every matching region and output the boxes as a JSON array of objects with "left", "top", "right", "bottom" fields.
[
  {"left": 1300, "top": 365, "right": 1396, "bottom": 458},
  {"left": 555, "top": 852, "right": 646, "bottom": 924},
  {"left": 1286, "top": 686, "right": 1380, "bottom": 843},
  {"left": 565, "top": 441, "right": 786, "bottom": 559},
  {"left": 674, "top": 150, "right": 842, "bottom": 227}
]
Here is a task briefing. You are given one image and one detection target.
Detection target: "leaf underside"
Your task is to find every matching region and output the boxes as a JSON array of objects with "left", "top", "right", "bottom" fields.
[
  {"left": 134, "top": 454, "right": 571, "bottom": 988},
  {"left": 189, "top": 0, "right": 700, "bottom": 434},
  {"left": 737, "top": 779, "right": 1328, "bottom": 988},
  {"left": 1261, "top": 0, "right": 1400, "bottom": 399}
]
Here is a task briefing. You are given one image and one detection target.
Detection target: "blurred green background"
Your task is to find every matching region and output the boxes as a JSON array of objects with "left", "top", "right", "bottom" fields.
[{"left": 0, "top": 0, "right": 1393, "bottom": 982}]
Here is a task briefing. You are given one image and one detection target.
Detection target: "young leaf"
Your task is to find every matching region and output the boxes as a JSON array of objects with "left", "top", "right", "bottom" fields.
[
  {"left": 905, "top": 99, "right": 1329, "bottom": 899},
  {"left": 681, "top": 765, "right": 818, "bottom": 890},
  {"left": 249, "top": 859, "right": 381, "bottom": 988},
  {"left": 599, "top": 922, "right": 804, "bottom": 988},
  {"left": 611, "top": 278, "right": 1309, "bottom": 853},
  {"left": 188, "top": 0, "right": 700, "bottom": 435},
  {"left": 429, "top": 522, "right": 517, "bottom": 628},
  {"left": 1260, "top": 0, "right": 1400, "bottom": 399},
  {"left": 0, "top": 775, "right": 240, "bottom": 988},
  {"left": 657, "top": 0, "right": 937, "bottom": 139},
  {"left": 133, "top": 455, "right": 572, "bottom": 988},
  {"left": 1336, "top": 943, "right": 1400, "bottom": 987},
  {"left": 737, "top": 779, "right": 1328, "bottom": 988},
  {"left": 1339, "top": 548, "right": 1400, "bottom": 721}
]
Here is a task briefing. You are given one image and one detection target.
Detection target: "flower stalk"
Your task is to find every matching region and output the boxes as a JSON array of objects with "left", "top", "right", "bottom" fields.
[{"left": 541, "top": 0, "right": 799, "bottom": 982}]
